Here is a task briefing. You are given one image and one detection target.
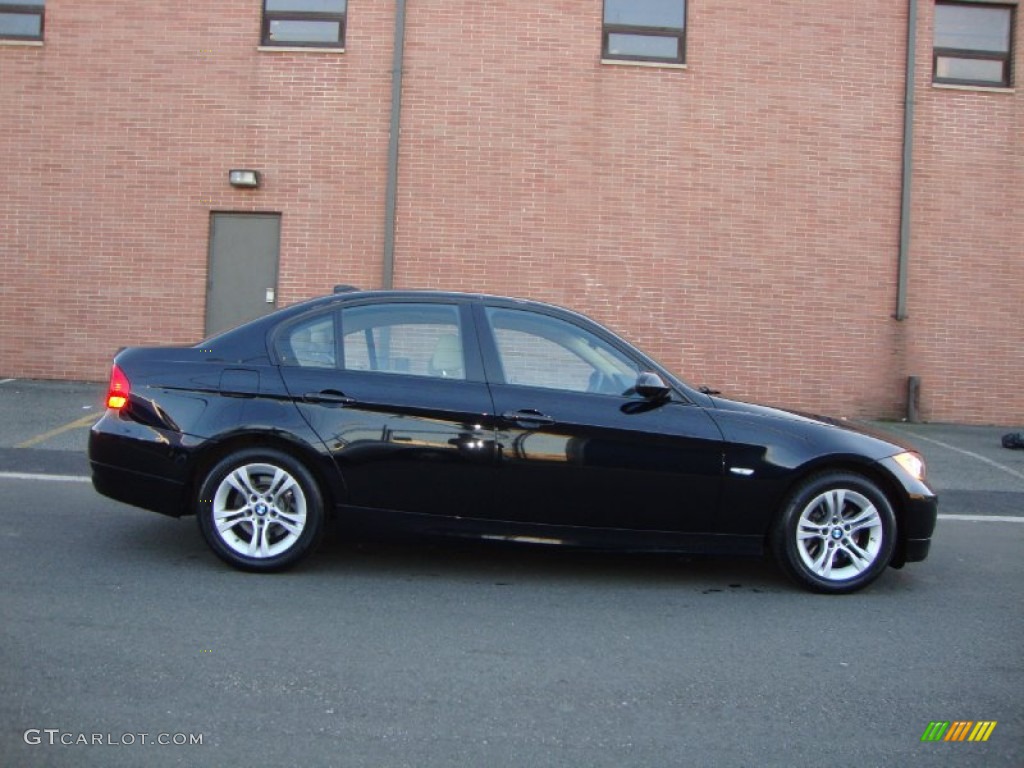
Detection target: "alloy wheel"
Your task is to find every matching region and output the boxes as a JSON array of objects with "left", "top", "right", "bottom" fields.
[
  {"left": 211, "top": 462, "right": 308, "bottom": 560},
  {"left": 795, "top": 488, "right": 884, "bottom": 581}
]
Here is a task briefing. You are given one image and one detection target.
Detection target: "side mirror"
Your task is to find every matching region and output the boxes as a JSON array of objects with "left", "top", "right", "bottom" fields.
[{"left": 635, "top": 371, "right": 671, "bottom": 401}]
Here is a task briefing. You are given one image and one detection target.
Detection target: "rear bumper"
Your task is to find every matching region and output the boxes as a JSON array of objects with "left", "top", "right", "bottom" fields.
[
  {"left": 88, "top": 411, "right": 192, "bottom": 517},
  {"left": 91, "top": 460, "right": 187, "bottom": 517}
]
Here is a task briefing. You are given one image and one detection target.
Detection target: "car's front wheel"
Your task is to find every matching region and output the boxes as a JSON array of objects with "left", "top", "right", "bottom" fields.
[
  {"left": 196, "top": 448, "right": 324, "bottom": 571},
  {"left": 771, "top": 471, "right": 897, "bottom": 594}
]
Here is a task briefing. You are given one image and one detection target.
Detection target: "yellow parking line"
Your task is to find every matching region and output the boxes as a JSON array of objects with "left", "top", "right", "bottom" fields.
[{"left": 16, "top": 413, "right": 99, "bottom": 449}]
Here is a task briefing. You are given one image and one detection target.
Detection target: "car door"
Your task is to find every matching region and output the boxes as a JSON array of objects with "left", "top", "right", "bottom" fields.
[
  {"left": 478, "top": 302, "right": 724, "bottom": 533},
  {"left": 276, "top": 299, "right": 497, "bottom": 517}
]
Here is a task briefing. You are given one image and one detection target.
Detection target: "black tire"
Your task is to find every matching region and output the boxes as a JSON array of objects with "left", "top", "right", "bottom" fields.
[
  {"left": 771, "top": 471, "right": 897, "bottom": 594},
  {"left": 196, "top": 448, "right": 325, "bottom": 572}
]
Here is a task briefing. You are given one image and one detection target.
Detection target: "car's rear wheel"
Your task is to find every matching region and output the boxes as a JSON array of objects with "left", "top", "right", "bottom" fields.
[
  {"left": 196, "top": 448, "right": 324, "bottom": 571},
  {"left": 771, "top": 471, "right": 896, "bottom": 594}
]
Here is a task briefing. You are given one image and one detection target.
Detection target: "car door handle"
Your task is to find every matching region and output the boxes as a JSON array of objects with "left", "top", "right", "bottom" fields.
[
  {"left": 501, "top": 409, "right": 556, "bottom": 427},
  {"left": 303, "top": 390, "right": 355, "bottom": 405}
]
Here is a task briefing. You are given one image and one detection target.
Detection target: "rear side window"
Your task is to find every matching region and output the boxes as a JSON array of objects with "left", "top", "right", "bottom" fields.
[
  {"left": 341, "top": 303, "right": 465, "bottom": 380},
  {"left": 277, "top": 313, "right": 337, "bottom": 368}
]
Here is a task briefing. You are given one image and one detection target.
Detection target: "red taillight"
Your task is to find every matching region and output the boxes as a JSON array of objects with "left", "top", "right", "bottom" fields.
[{"left": 107, "top": 364, "right": 130, "bottom": 410}]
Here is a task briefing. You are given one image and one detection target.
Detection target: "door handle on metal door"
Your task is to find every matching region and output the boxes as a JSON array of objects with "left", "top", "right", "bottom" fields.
[
  {"left": 501, "top": 409, "right": 556, "bottom": 427},
  {"left": 303, "top": 390, "right": 355, "bottom": 405}
]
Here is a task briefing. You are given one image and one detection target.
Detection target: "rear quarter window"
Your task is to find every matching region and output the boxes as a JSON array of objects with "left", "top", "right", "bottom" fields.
[{"left": 276, "top": 314, "right": 337, "bottom": 368}]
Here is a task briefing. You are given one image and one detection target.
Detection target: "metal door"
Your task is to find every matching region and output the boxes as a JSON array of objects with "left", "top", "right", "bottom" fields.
[{"left": 205, "top": 213, "right": 281, "bottom": 336}]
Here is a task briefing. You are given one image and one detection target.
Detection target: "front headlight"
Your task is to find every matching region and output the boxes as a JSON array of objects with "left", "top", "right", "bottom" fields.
[{"left": 892, "top": 451, "right": 926, "bottom": 482}]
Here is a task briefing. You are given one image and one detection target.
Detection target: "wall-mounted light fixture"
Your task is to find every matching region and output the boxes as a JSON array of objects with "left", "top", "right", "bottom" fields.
[{"left": 228, "top": 169, "right": 261, "bottom": 188}]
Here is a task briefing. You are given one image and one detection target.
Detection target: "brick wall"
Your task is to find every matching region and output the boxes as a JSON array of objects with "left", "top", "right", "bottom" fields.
[
  {"left": 396, "top": 0, "right": 914, "bottom": 420},
  {"left": 906, "top": 3, "right": 1024, "bottom": 424},
  {"left": 1, "top": 0, "right": 393, "bottom": 377},
  {"left": 1, "top": 0, "right": 1021, "bottom": 424}
]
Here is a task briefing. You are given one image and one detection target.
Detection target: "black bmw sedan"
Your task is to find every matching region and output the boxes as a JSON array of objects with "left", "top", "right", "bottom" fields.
[{"left": 89, "top": 289, "right": 937, "bottom": 593}]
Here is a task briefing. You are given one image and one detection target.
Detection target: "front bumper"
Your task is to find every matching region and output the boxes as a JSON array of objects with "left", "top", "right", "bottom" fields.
[
  {"left": 876, "top": 455, "right": 938, "bottom": 567},
  {"left": 901, "top": 537, "right": 932, "bottom": 563}
]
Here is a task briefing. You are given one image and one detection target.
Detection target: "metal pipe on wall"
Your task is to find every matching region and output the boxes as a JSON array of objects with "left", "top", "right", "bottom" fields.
[
  {"left": 382, "top": 0, "right": 408, "bottom": 290},
  {"left": 907, "top": 375, "right": 922, "bottom": 422},
  {"left": 896, "top": 0, "right": 918, "bottom": 320}
]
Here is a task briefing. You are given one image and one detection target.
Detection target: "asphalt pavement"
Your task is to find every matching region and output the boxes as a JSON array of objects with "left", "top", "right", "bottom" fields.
[{"left": 1, "top": 378, "right": 1022, "bottom": 768}]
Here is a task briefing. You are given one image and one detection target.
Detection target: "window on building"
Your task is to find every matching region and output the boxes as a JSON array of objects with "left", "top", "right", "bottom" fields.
[
  {"left": 602, "top": 0, "right": 686, "bottom": 64},
  {"left": 261, "top": 0, "right": 346, "bottom": 49},
  {"left": 0, "top": 0, "right": 44, "bottom": 42},
  {"left": 933, "top": 2, "right": 1014, "bottom": 87}
]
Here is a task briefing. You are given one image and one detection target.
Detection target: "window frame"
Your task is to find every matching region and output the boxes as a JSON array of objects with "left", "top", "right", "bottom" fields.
[
  {"left": 602, "top": 1, "right": 687, "bottom": 65},
  {"left": 932, "top": 1, "right": 1015, "bottom": 88},
  {"left": 260, "top": 1, "right": 346, "bottom": 50},
  {"left": 0, "top": 1, "right": 45, "bottom": 42}
]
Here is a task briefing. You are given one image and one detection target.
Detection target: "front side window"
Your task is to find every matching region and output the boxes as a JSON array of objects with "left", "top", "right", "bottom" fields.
[
  {"left": 0, "top": 0, "right": 44, "bottom": 41},
  {"left": 603, "top": 0, "right": 686, "bottom": 64},
  {"left": 486, "top": 308, "right": 641, "bottom": 395},
  {"left": 261, "top": 0, "right": 346, "bottom": 48},
  {"left": 934, "top": 2, "right": 1014, "bottom": 87},
  {"left": 341, "top": 304, "right": 465, "bottom": 380}
]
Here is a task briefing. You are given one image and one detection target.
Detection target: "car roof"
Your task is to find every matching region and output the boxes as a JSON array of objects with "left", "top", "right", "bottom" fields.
[{"left": 284, "top": 289, "right": 585, "bottom": 316}]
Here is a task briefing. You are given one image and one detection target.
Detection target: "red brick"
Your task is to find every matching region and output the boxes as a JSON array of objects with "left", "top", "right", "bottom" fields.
[{"left": 0, "top": 0, "right": 1020, "bottom": 424}]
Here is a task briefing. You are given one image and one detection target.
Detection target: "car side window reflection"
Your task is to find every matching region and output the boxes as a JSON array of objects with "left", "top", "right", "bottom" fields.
[
  {"left": 278, "top": 313, "right": 337, "bottom": 368},
  {"left": 486, "top": 308, "right": 640, "bottom": 394},
  {"left": 341, "top": 303, "right": 465, "bottom": 380}
]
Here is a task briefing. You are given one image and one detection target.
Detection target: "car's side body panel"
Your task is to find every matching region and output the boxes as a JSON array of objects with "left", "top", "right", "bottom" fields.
[
  {"left": 487, "top": 387, "right": 725, "bottom": 532},
  {"left": 281, "top": 365, "right": 498, "bottom": 518},
  {"left": 707, "top": 402, "right": 938, "bottom": 548},
  {"left": 471, "top": 298, "right": 727, "bottom": 532},
  {"left": 337, "top": 505, "right": 765, "bottom": 556},
  {"left": 89, "top": 347, "right": 336, "bottom": 518}
]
